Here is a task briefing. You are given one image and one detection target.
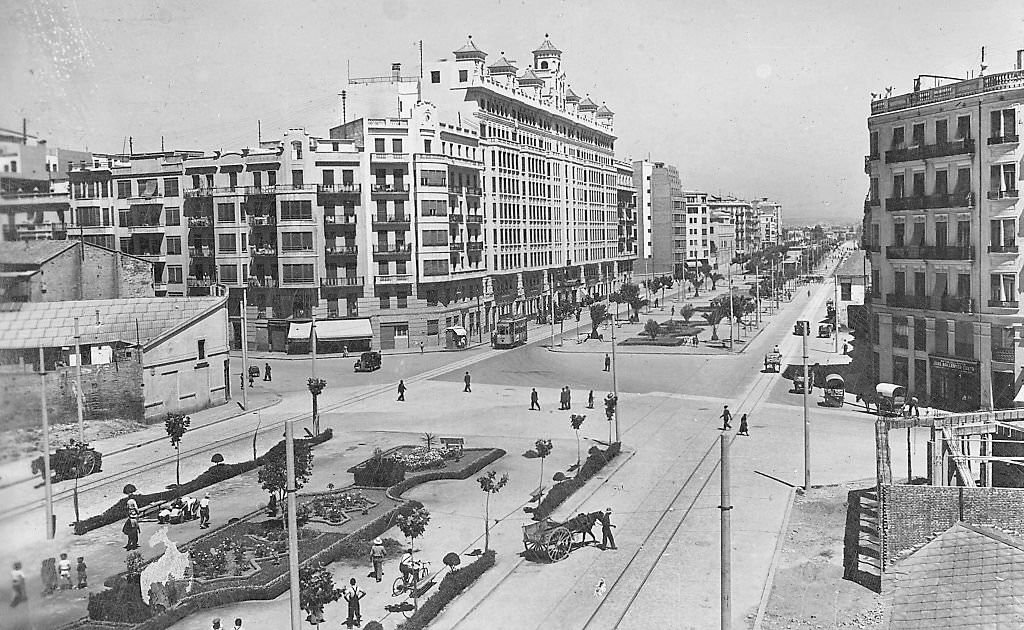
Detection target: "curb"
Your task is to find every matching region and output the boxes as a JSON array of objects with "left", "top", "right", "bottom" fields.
[{"left": 753, "top": 486, "right": 798, "bottom": 630}]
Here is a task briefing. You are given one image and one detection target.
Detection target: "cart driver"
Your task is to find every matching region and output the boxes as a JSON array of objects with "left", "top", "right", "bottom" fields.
[
  {"left": 399, "top": 549, "right": 425, "bottom": 587},
  {"left": 773, "top": 344, "right": 780, "bottom": 355}
]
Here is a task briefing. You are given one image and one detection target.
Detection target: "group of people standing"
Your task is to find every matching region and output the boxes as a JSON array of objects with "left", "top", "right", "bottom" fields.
[{"left": 10, "top": 554, "right": 88, "bottom": 608}]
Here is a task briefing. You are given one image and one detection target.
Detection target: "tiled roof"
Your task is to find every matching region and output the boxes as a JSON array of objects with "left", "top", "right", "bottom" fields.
[
  {"left": 487, "top": 56, "right": 518, "bottom": 73},
  {"left": 453, "top": 37, "right": 486, "bottom": 58},
  {"left": 0, "top": 297, "right": 225, "bottom": 351},
  {"left": 0, "top": 240, "right": 76, "bottom": 267},
  {"left": 578, "top": 97, "right": 598, "bottom": 110},
  {"left": 888, "top": 523, "right": 1024, "bottom": 629},
  {"left": 564, "top": 88, "right": 580, "bottom": 102},
  {"left": 533, "top": 37, "right": 561, "bottom": 55},
  {"left": 836, "top": 250, "right": 869, "bottom": 278},
  {"left": 596, "top": 104, "right": 614, "bottom": 116},
  {"left": 519, "top": 68, "right": 543, "bottom": 84}
]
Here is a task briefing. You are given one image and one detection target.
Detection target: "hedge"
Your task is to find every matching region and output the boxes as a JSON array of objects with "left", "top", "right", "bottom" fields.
[
  {"left": 75, "top": 429, "right": 334, "bottom": 535},
  {"left": 386, "top": 448, "right": 506, "bottom": 501},
  {"left": 395, "top": 550, "right": 496, "bottom": 630},
  {"left": 532, "top": 442, "right": 621, "bottom": 521}
]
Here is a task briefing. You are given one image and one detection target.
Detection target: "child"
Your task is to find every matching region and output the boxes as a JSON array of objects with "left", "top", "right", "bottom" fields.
[
  {"left": 57, "top": 553, "right": 72, "bottom": 590},
  {"left": 76, "top": 557, "right": 88, "bottom": 589}
]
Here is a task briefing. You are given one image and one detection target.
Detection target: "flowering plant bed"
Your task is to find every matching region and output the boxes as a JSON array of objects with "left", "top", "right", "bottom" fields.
[
  {"left": 392, "top": 446, "right": 447, "bottom": 471},
  {"left": 302, "top": 489, "right": 376, "bottom": 524}
]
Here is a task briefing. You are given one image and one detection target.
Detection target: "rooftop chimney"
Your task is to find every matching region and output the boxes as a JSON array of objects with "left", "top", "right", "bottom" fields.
[
  {"left": 1017, "top": 49, "right": 1024, "bottom": 71},
  {"left": 391, "top": 63, "right": 401, "bottom": 80}
]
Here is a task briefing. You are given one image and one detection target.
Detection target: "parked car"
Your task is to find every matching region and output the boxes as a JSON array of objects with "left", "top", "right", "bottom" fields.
[{"left": 354, "top": 351, "right": 382, "bottom": 372}]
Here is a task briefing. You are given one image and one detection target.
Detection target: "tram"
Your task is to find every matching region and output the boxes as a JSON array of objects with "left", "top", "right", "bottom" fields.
[{"left": 492, "top": 315, "right": 528, "bottom": 349}]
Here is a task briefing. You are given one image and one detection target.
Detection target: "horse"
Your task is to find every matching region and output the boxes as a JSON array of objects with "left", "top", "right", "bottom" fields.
[{"left": 565, "top": 511, "right": 602, "bottom": 545}]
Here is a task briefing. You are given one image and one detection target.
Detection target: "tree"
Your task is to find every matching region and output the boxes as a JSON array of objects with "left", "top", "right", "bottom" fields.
[
  {"left": 660, "top": 275, "right": 673, "bottom": 304},
  {"left": 477, "top": 470, "right": 509, "bottom": 552},
  {"left": 589, "top": 303, "right": 608, "bottom": 339},
  {"left": 307, "top": 377, "right": 327, "bottom": 436},
  {"left": 644, "top": 319, "right": 661, "bottom": 341},
  {"left": 442, "top": 552, "right": 461, "bottom": 573},
  {"left": 679, "top": 303, "right": 695, "bottom": 324},
  {"left": 258, "top": 439, "right": 314, "bottom": 529},
  {"left": 534, "top": 439, "right": 553, "bottom": 496},
  {"left": 608, "top": 291, "right": 622, "bottom": 322},
  {"left": 299, "top": 564, "right": 343, "bottom": 627},
  {"left": 421, "top": 432, "right": 436, "bottom": 451},
  {"left": 164, "top": 413, "right": 190, "bottom": 487},
  {"left": 700, "top": 261, "right": 713, "bottom": 288},
  {"left": 687, "top": 269, "right": 701, "bottom": 298},
  {"left": 396, "top": 506, "right": 431, "bottom": 607},
  {"left": 617, "top": 283, "right": 648, "bottom": 322},
  {"left": 702, "top": 310, "right": 723, "bottom": 341},
  {"left": 569, "top": 414, "right": 586, "bottom": 469},
  {"left": 710, "top": 272, "right": 724, "bottom": 290}
]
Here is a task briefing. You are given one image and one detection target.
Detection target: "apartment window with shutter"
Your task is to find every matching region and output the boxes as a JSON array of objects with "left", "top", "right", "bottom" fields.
[
  {"left": 913, "top": 172, "right": 925, "bottom": 197},
  {"left": 392, "top": 139, "right": 403, "bottom": 153},
  {"left": 893, "top": 174, "right": 905, "bottom": 198},
  {"left": 956, "top": 115, "right": 971, "bottom": 139},
  {"left": 282, "top": 264, "right": 314, "bottom": 283},
  {"left": 956, "top": 273, "right": 971, "bottom": 298},
  {"left": 911, "top": 221, "right": 925, "bottom": 245},
  {"left": 430, "top": 70, "right": 440, "bottom": 83},
  {"left": 165, "top": 207, "right": 180, "bottom": 226},
  {"left": 281, "top": 232, "right": 313, "bottom": 251},
  {"left": 167, "top": 265, "right": 183, "bottom": 284},
  {"left": 914, "top": 318, "right": 927, "bottom": 351},
  {"left": 934, "top": 170, "right": 948, "bottom": 196},
  {"left": 991, "top": 163, "right": 1017, "bottom": 195},
  {"left": 253, "top": 171, "right": 262, "bottom": 188},
  {"left": 291, "top": 170, "right": 303, "bottom": 187},
  {"left": 374, "top": 138, "right": 385, "bottom": 153},
  {"left": 268, "top": 171, "right": 276, "bottom": 186},
  {"left": 228, "top": 172, "right": 238, "bottom": 190},
  {"left": 933, "top": 271, "right": 948, "bottom": 297},
  {"left": 956, "top": 220, "right": 971, "bottom": 246},
  {"left": 935, "top": 119, "right": 948, "bottom": 144},
  {"left": 217, "top": 203, "right": 235, "bottom": 223},
  {"left": 322, "top": 169, "right": 334, "bottom": 186},
  {"left": 935, "top": 221, "right": 947, "bottom": 247},
  {"left": 990, "top": 109, "right": 1017, "bottom": 141},
  {"left": 218, "top": 233, "right": 236, "bottom": 253},
  {"left": 894, "top": 271, "right": 906, "bottom": 294},
  {"left": 891, "top": 126, "right": 905, "bottom": 148},
  {"left": 869, "top": 131, "right": 879, "bottom": 157},
  {"left": 911, "top": 123, "right": 925, "bottom": 147},
  {"left": 894, "top": 223, "right": 906, "bottom": 246},
  {"left": 219, "top": 265, "right": 238, "bottom": 283},
  {"left": 955, "top": 168, "right": 971, "bottom": 194},
  {"left": 914, "top": 272, "right": 926, "bottom": 296},
  {"left": 117, "top": 180, "right": 131, "bottom": 198},
  {"left": 166, "top": 236, "right": 181, "bottom": 255}
]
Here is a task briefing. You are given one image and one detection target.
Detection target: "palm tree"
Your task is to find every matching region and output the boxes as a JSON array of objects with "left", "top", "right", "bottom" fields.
[
  {"left": 679, "top": 303, "right": 695, "bottom": 324},
  {"left": 710, "top": 273, "right": 724, "bottom": 290},
  {"left": 589, "top": 303, "right": 608, "bottom": 339},
  {"left": 702, "top": 310, "right": 723, "bottom": 341}
]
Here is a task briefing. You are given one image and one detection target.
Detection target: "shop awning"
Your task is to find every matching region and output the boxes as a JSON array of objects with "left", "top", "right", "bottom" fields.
[
  {"left": 315, "top": 318, "right": 373, "bottom": 341},
  {"left": 445, "top": 326, "right": 468, "bottom": 337},
  {"left": 287, "top": 322, "right": 312, "bottom": 341}
]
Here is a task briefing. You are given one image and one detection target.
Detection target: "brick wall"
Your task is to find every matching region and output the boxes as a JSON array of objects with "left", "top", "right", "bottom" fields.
[
  {"left": 881, "top": 484, "right": 1024, "bottom": 569},
  {"left": 0, "top": 360, "right": 144, "bottom": 430},
  {"left": 36, "top": 244, "right": 154, "bottom": 302}
]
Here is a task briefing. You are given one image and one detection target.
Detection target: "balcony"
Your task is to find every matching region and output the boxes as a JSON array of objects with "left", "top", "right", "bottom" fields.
[
  {"left": 321, "top": 276, "right": 364, "bottom": 288},
  {"left": 467, "top": 241, "right": 484, "bottom": 251},
  {"left": 988, "top": 244, "right": 1019, "bottom": 254},
  {"left": 920, "top": 245, "right": 974, "bottom": 260},
  {"left": 370, "top": 184, "right": 410, "bottom": 199},
  {"left": 317, "top": 184, "right": 361, "bottom": 205},
  {"left": 371, "top": 215, "right": 411, "bottom": 231},
  {"left": 374, "top": 274, "right": 413, "bottom": 286},
  {"left": 465, "top": 214, "right": 483, "bottom": 224},
  {"left": 372, "top": 243, "right": 411, "bottom": 260},
  {"left": 884, "top": 139, "right": 975, "bottom": 164},
  {"left": 370, "top": 153, "right": 409, "bottom": 163},
  {"left": 187, "top": 277, "right": 215, "bottom": 287},
  {"left": 988, "top": 135, "right": 1020, "bottom": 146},
  {"left": 886, "top": 192, "right": 972, "bottom": 212},
  {"left": 3, "top": 222, "right": 68, "bottom": 240},
  {"left": 988, "top": 299, "right": 1019, "bottom": 309},
  {"left": 249, "top": 245, "right": 278, "bottom": 256},
  {"left": 987, "top": 190, "right": 1019, "bottom": 200},
  {"left": 450, "top": 242, "right": 465, "bottom": 252},
  {"left": 886, "top": 293, "right": 931, "bottom": 309},
  {"left": 247, "top": 215, "right": 276, "bottom": 227},
  {"left": 886, "top": 196, "right": 925, "bottom": 212},
  {"left": 188, "top": 247, "right": 214, "bottom": 258},
  {"left": 864, "top": 198, "right": 881, "bottom": 212},
  {"left": 449, "top": 213, "right": 464, "bottom": 223},
  {"left": 992, "top": 346, "right": 1016, "bottom": 363},
  {"left": 187, "top": 216, "right": 213, "bottom": 228},
  {"left": 938, "top": 296, "right": 974, "bottom": 313},
  {"left": 449, "top": 186, "right": 482, "bottom": 196},
  {"left": 865, "top": 243, "right": 881, "bottom": 253},
  {"left": 247, "top": 276, "right": 279, "bottom": 288},
  {"left": 885, "top": 245, "right": 922, "bottom": 260},
  {"left": 325, "top": 245, "right": 359, "bottom": 258}
]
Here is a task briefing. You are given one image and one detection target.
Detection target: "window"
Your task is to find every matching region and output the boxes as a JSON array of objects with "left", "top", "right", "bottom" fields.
[
  {"left": 379, "top": 294, "right": 390, "bottom": 309},
  {"left": 914, "top": 271, "right": 926, "bottom": 296},
  {"left": 935, "top": 119, "right": 948, "bottom": 144},
  {"left": 911, "top": 123, "right": 925, "bottom": 147},
  {"left": 228, "top": 172, "right": 238, "bottom": 190},
  {"left": 991, "top": 274, "right": 1016, "bottom": 304},
  {"left": 392, "top": 139, "right": 403, "bottom": 153},
  {"left": 281, "top": 232, "right": 313, "bottom": 251},
  {"left": 163, "top": 178, "right": 179, "bottom": 197},
  {"left": 280, "top": 200, "right": 312, "bottom": 220},
  {"left": 165, "top": 207, "right": 180, "bottom": 226},
  {"left": 197, "top": 339, "right": 206, "bottom": 360},
  {"left": 990, "top": 109, "right": 1017, "bottom": 141},
  {"left": 893, "top": 317, "right": 909, "bottom": 349},
  {"left": 77, "top": 206, "right": 101, "bottom": 226},
  {"left": 291, "top": 141, "right": 303, "bottom": 160},
  {"left": 397, "top": 293, "right": 408, "bottom": 308},
  {"left": 423, "top": 259, "right": 449, "bottom": 276},
  {"left": 894, "top": 271, "right": 906, "bottom": 294},
  {"left": 424, "top": 139, "right": 432, "bottom": 153},
  {"left": 421, "top": 229, "right": 448, "bottom": 246},
  {"left": 427, "top": 319, "right": 439, "bottom": 335},
  {"left": 954, "top": 168, "right": 971, "bottom": 194},
  {"left": 459, "top": 69, "right": 468, "bottom": 82},
  {"left": 268, "top": 171, "right": 276, "bottom": 186},
  {"left": 117, "top": 180, "right": 131, "bottom": 198},
  {"left": 991, "top": 219, "right": 1016, "bottom": 249},
  {"left": 894, "top": 222, "right": 906, "bottom": 246},
  {"left": 282, "top": 264, "right": 314, "bottom": 283},
  {"left": 217, "top": 203, "right": 235, "bottom": 223},
  {"left": 935, "top": 220, "right": 947, "bottom": 247},
  {"left": 219, "top": 264, "right": 238, "bottom": 283},
  {"left": 291, "top": 170, "right": 303, "bottom": 187},
  {"left": 253, "top": 171, "right": 262, "bottom": 188},
  {"left": 892, "top": 174, "right": 905, "bottom": 198},
  {"left": 957, "top": 273, "right": 971, "bottom": 298},
  {"left": 322, "top": 170, "right": 334, "bottom": 186},
  {"left": 430, "top": 70, "right": 440, "bottom": 83},
  {"left": 914, "top": 317, "right": 927, "bottom": 351},
  {"left": 374, "top": 138, "right": 386, "bottom": 153},
  {"left": 956, "top": 115, "right": 971, "bottom": 140},
  {"left": 934, "top": 170, "right": 948, "bottom": 196},
  {"left": 912, "top": 172, "right": 925, "bottom": 197},
  {"left": 991, "top": 163, "right": 1017, "bottom": 195},
  {"left": 217, "top": 233, "right": 236, "bottom": 253},
  {"left": 138, "top": 178, "right": 158, "bottom": 197},
  {"left": 891, "top": 126, "right": 905, "bottom": 149},
  {"left": 420, "top": 170, "right": 446, "bottom": 186},
  {"left": 166, "top": 236, "right": 181, "bottom": 255},
  {"left": 167, "top": 265, "right": 183, "bottom": 284},
  {"left": 956, "top": 220, "right": 971, "bottom": 246}
]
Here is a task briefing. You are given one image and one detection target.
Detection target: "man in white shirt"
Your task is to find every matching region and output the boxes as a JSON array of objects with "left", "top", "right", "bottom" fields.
[{"left": 199, "top": 493, "right": 211, "bottom": 529}]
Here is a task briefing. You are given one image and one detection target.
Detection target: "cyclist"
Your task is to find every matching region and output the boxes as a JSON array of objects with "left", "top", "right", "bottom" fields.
[{"left": 398, "top": 549, "right": 426, "bottom": 587}]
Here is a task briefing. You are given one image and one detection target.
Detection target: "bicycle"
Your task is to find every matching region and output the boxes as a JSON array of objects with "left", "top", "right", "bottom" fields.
[{"left": 389, "top": 560, "right": 431, "bottom": 618}]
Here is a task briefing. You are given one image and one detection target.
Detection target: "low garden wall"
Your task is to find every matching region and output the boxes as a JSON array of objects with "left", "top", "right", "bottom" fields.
[
  {"left": 395, "top": 550, "right": 497, "bottom": 630},
  {"left": 531, "top": 442, "right": 621, "bottom": 521}
]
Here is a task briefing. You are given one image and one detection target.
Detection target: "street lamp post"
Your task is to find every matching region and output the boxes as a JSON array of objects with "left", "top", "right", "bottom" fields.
[
  {"left": 285, "top": 420, "right": 301, "bottom": 630},
  {"left": 609, "top": 314, "right": 619, "bottom": 443},
  {"left": 240, "top": 289, "right": 249, "bottom": 410}
]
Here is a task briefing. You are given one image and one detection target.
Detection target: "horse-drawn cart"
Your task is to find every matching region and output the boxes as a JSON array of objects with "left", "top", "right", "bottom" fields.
[
  {"left": 764, "top": 350, "right": 782, "bottom": 372},
  {"left": 523, "top": 513, "right": 599, "bottom": 562},
  {"left": 31, "top": 440, "right": 103, "bottom": 483}
]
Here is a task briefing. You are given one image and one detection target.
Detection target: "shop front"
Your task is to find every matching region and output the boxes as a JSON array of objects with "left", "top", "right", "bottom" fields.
[{"left": 929, "top": 354, "right": 980, "bottom": 412}]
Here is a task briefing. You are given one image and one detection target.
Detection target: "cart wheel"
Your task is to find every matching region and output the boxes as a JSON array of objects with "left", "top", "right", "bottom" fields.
[
  {"left": 547, "top": 527, "right": 573, "bottom": 562},
  {"left": 526, "top": 541, "right": 546, "bottom": 560},
  {"left": 392, "top": 576, "right": 406, "bottom": 597},
  {"left": 79, "top": 452, "right": 97, "bottom": 477}
]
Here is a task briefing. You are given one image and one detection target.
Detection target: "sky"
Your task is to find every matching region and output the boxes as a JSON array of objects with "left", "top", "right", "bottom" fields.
[{"left": 2, "top": 0, "right": 1023, "bottom": 224}]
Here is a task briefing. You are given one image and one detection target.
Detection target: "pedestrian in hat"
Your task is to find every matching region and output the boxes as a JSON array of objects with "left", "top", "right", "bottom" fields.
[
  {"left": 530, "top": 388, "right": 540, "bottom": 411},
  {"left": 264, "top": 363, "right": 272, "bottom": 381},
  {"left": 600, "top": 508, "right": 617, "bottom": 550},
  {"left": 199, "top": 493, "right": 211, "bottom": 529},
  {"left": 738, "top": 413, "right": 749, "bottom": 436},
  {"left": 464, "top": 371, "right": 472, "bottom": 393},
  {"left": 720, "top": 405, "right": 732, "bottom": 431},
  {"left": 397, "top": 379, "right": 407, "bottom": 402},
  {"left": 369, "top": 538, "right": 387, "bottom": 582}
]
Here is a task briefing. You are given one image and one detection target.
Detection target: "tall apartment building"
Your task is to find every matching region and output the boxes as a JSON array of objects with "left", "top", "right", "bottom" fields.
[
  {"left": 682, "top": 190, "right": 712, "bottom": 269},
  {"left": 615, "top": 159, "right": 637, "bottom": 259},
  {"left": 709, "top": 211, "right": 735, "bottom": 271},
  {"left": 864, "top": 54, "right": 1024, "bottom": 410},
  {"left": 632, "top": 160, "right": 682, "bottom": 276},
  {"left": 755, "top": 198, "right": 783, "bottom": 247},
  {"left": 709, "top": 195, "right": 756, "bottom": 256}
]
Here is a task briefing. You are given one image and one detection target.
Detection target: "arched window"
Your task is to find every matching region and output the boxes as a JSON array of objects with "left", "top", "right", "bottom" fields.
[{"left": 540, "top": 61, "right": 548, "bottom": 70}]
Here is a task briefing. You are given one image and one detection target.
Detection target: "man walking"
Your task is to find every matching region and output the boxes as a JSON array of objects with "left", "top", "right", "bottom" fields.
[
  {"left": 239, "top": 372, "right": 245, "bottom": 390},
  {"left": 604, "top": 354, "right": 611, "bottom": 372},
  {"left": 248, "top": 371, "right": 255, "bottom": 388},
  {"left": 720, "top": 405, "right": 733, "bottom": 431},
  {"left": 263, "top": 363, "right": 272, "bottom": 381},
  {"left": 530, "top": 388, "right": 540, "bottom": 411},
  {"left": 588, "top": 390, "right": 595, "bottom": 409},
  {"left": 419, "top": 340, "right": 425, "bottom": 354},
  {"left": 344, "top": 577, "right": 365, "bottom": 626},
  {"left": 565, "top": 386, "right": 572, "bottom": 410},
  {"left": 738, "top": 413, "right": 749, "bottom": 436},
  {"left": 397, "top": 380, "right": 406, "bottom": 402},
  {"left": 463, "top": 371, "right": 472, "bottom": 393},
  {"left": 369, "top": 538, "right": 387, "bottom": 582},
  {"left": 600, "top": 508, "right": 617, "bottom": 550},
  {"left": 199, "top": 493, "right": 211, "bottom": 529}
]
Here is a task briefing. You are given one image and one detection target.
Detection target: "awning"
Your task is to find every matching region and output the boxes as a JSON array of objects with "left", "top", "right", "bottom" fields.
[
  {"left": 287, "top": 322, "right": 312, "bottom": 341},
  {"left": 315, "top": 318, "right": 373, "bottom": 341},
  {"left": 825, "top": 374, "right": 845, "bottom": 386},
  {"left": 445, "top": 326, "right": 468, "bottom": 337},
  {"left": 876, "top": 383, "right": 905, "bottom": 398}
]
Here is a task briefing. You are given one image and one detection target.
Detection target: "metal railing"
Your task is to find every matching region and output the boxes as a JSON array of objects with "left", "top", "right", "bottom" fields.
[{"left": 321, "top": 276, "right": 364, "bottom": 287}]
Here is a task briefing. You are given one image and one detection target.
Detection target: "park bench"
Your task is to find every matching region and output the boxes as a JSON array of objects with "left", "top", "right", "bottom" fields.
[{"left": 439, "top": 437, "right": 465, "bottom": 457}]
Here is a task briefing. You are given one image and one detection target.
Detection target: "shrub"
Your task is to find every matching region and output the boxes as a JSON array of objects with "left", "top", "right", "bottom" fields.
[
  {"left": 352, "top": 449, "right": 406, "bottom": 487},
  {"left": 87, "top": 575, "right": 151, "bottom": 623},
  {"left": 395, "top": 550, "right": 496, "bottom": 630},
  {"left": 532, "top": 443, "right": 621, "bottom": 521}
]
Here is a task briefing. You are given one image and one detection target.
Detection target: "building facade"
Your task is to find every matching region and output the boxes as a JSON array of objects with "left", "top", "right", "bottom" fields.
[
  {"left": 615, "top": 159, "right": 637, "bottom": 260},
  {"left": 709, "top": 195, "right": 756, "bottom": 257},
  {"left": 0, "top": 240, "right": 155, "bottom": 302},
  {"left": 632, "top": 160, "right": 681, "bottom": 277},
  {"left": 709, "top": 211, "right": 735, "bottom": 271},
  {"left": 755, "top": 198, "right": 783, "bottom": 248},
  {"left": 865, "top": 58, "right": 1023, "bottom": 410},
  {"left": 682, "top": 190, "right": 712, "bottom": 270}
]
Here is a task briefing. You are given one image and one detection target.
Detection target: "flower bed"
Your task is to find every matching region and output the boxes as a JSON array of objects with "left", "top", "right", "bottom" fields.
[
  {"left": 392, "top": 446, "right": 447, "bottom": 471},
  {"left": 395, "top": 550, "right": 497, "bottom": 630},
  {"left": 386, "top": 448, "right": 506, "bottom": 499},
  {"left": 75, "top": 429, "right": 334, "bottom": 535},
  {"left": 531, "top": 442, "right": 621, "bottom": 521},
  {"left": 303, "top": 489, "right": 375, "bottom": 524}
]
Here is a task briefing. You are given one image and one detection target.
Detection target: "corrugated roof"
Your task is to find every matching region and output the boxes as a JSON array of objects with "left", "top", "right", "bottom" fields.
[
  {"left": 0, "top": 240, "right": 76, "bottom": 267},
  {"left": 888, "top": 523, "right": 1024, "bottom": 629},
  {"left": 0, "top": 297, "right": 225, "bottom": 351}
]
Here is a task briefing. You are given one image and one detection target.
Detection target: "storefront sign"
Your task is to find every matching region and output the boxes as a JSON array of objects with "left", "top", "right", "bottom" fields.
[{"left": 930, "top": 355, "right": 979, "bottom": 374}]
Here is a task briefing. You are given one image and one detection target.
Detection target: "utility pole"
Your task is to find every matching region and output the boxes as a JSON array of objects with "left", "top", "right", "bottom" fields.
[
  {"left": 240, "top": 289, "right": 249, "bottom": 409},
  {"left": 610, "top": 313, "right": 619, "bottom": 442},
  {"left": 73, "top": 318, "right": 85, "bottom": 442},
  {"left": 802, "top": 328, "right": 811, "bottom": 492},
  {"left": 549, "top": 287, "right": 555, "bottom": 348},
  {"left": 720, "top": 433, "right": 732, "bottom": 630},
  {"left": 754, "top": 261, "right": 761, "bottom": 327},
  {"left": 39, "top": 347, "right": 54, "bottom": 539},
  {"left": 834, "top": 274, "right": 840, "bottom": 354},
  {"left": 285, "top": 420, "right": 301, "bottom": 630},
  {"left": 727, "top": 261, "right": 735, "bottom": 351}
]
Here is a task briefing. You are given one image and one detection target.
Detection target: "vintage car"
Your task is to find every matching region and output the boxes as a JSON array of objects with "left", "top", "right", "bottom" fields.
[{"left": 353, "top": 351, "right": 382, "bottom": 372}]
